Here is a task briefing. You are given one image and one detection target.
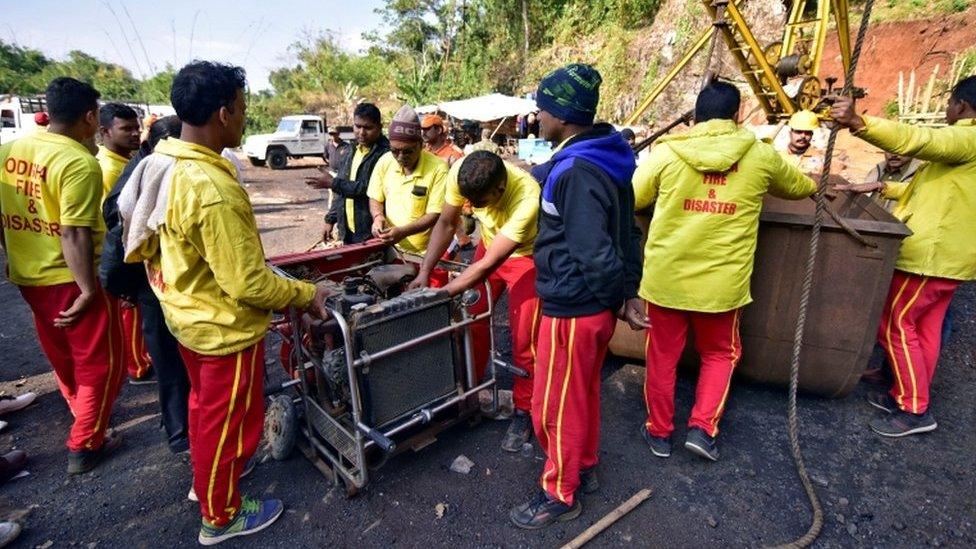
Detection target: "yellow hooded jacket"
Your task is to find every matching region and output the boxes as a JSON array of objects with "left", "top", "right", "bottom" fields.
[
  {"left": 858, "top": 116, "right": 976, "bottom": 280},
  {"left": 633, "top": 119, "right": 817, "bottom": 312},
  {"left": 129, "top": 138, "right": 315, "bottom": 355}
]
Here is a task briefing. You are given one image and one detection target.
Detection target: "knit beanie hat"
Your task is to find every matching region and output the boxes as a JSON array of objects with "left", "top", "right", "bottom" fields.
[
  {"left": 536, "top": 63, "right": 602, "bottom": 125},
  {"left": 389, "top": 105, "right": 422, "bottom": 142}
]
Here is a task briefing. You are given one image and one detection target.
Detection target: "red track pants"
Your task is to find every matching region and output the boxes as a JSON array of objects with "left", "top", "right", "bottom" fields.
[
  {"left": 19, "top": 283, "right": 125, "bottom": 452},
  {"left": 179, "top": 341, "right": 265, "bottom": 527},
  {"left": 532, "top": 311, "right": 616, "bottom": 506},
  {"left": 120, "top": 301, "right": 152, "bottom": 379},
  {"left": 643, "top": 302, "right": 741, "bottom": 438},
  {"left": 878, "top": 270, "right": 959, "bottom": 414},
  {"left": 467, "top": 244, "right": 540, "bottom": 411}
]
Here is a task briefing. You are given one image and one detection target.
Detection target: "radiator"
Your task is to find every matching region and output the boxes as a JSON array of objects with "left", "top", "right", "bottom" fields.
[{"left": 352, "top": 289, "right": 458, "bottom": 428}]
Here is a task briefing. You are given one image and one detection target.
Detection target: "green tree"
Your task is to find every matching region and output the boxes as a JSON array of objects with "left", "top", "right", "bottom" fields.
[{"left": 0, "top": 41, "right": 51, "bottom": 95}]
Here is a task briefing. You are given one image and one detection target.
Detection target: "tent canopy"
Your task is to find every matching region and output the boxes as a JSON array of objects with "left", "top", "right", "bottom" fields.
[{"left": 417, "top": 93, "right": 537, "bottom": 122}]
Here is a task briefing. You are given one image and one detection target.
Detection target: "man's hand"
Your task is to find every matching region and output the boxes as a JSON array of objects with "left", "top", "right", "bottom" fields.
[
  {"left": 371, "top": 215, "right": 387, "bottom": 238},
  {"left": 55, "top": 291, "right": 95, "bottom": 328},
  {"left": 322, "top": 222, "right": 334, "bottom": 243},
  {"left": 407, "top": 270, "right": 431, "bottom": 291},
  {"left": 618, "top": 297, "right": 650, "bottom": 331},
  {"left": 309, "top": 282, "right": 333, "bottom": 319},
  {"left": 305, "top": 169, "right": 335, "bottom": 190},
  {"left": 828, "top": 96, "right": 866, "bottom": 132},
  {"left": 377, "top": 226, "right": 404, "bottom": 244},
  {"left": 833, "top": 180, "right": 884, "bottom": 194}
]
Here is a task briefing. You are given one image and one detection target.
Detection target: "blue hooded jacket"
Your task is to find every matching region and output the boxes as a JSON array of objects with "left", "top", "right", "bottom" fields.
[{"left": 532, "top": 124, "right": 643, "bottom": 317}]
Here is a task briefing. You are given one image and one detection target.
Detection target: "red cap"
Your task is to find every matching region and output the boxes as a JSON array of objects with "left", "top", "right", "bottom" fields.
[{"left": 34, "top": 112, "right": 50, "bottom": 126}]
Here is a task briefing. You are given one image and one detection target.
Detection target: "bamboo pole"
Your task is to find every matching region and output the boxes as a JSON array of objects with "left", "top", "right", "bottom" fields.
[{"left": 560, "top": 489, "right": 653, "bottom": 549}]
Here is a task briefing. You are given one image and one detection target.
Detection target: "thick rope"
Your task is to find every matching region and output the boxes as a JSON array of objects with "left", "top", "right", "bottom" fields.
[{"left": 772, "top": 0, "right": 875, "bottom": 547}]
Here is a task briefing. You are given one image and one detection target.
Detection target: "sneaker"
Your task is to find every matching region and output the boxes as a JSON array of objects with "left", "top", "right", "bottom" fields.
[
  {"left": 0, "top": 450, "right": 27, "bottom": 483},
  {"left": 129, "top": 368, "right": 157, "bottom": 386},
  {"left": 0, "top": 521, "right": 21, "bottom": 547},
  {"left": 684, "top": 427, "right": 719, "bottom": 462},
  {"left": 579, "top": 466, "right": 599, "bottom": 495},
  {"left": 189, "top": 456, "right": 258, "bottom": 502},
  {"left": 866, "top": 392, "right": 899, "bottom": 414},
  {"left": 641, "top": 426, "right": 672, "bottom": 458},
  {"left": 67, "top": 432, "right": 123, "bottom": 474},
  {"left": 870, "top": 409, "right": 937, "bottom": 438},
  {"left": 197, "top": 496, "right": 284, "bottom": 546},
  {"left": 501, "top": 411, "right": 532, "bottom": 453},
  {"left": 0, "top": 393, "right": 36, "bottom": 415},
  {"left": 509, "top": 490, "right": 581, "bottom": 530}
]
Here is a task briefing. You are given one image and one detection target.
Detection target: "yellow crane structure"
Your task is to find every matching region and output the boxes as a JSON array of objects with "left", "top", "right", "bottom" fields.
[{"left": 624, "top": 0, "right": 855, "bottom": 125}]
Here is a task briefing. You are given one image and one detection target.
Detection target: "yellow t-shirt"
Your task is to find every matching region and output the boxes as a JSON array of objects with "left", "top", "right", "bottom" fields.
[
  {"left": 96, "top": 146, "right": 130, "bottom": 198},
  {"left": 445, "top": 159, "right": 539, "bottom": 256},
  {"left": 344, "top": 144, "right": 371, "bottom": 233},
  {"left": 0, "top": 132, "right": 105, "bottom": 286},
  {"left": 633, "top": 119, "right": 816, "bottom": 312},
  {"left": 133, "top": 138, "right": 315, "bottom": 355},
  {"left": 366, "top": 150, "right": 447, "bottom": 254}
]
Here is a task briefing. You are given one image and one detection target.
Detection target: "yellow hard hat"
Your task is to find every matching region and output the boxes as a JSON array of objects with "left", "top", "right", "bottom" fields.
[{"left": 788, "top": 110, "right": 820, "bottom": 131}]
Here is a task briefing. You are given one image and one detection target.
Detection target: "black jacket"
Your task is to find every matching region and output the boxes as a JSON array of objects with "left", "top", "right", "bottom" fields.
[
  {"left": 325, "top": 136, "right": 390, "bottom": 244},
  {"left": 531, "top": 124, "right": 642, "bottom": 317},
  {"left": 100, "top": 150, "right": 150, "bottom": 299}
]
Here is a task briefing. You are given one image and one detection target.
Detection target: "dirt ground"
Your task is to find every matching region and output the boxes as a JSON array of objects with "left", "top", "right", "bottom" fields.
[{"left": 0, "top": 155, "right": 973, "bottom": 548}]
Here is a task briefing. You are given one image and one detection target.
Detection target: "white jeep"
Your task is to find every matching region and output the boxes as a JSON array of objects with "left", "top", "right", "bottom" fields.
[{"left": 244, "top": 115, "right": 327, "bottom": 169}]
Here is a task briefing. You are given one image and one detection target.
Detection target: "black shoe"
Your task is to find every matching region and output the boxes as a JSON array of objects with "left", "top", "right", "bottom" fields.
[
  {"left": 509, "top": 490, "right": 581, "bottom": 530},
  {"left": 866, "top": 392, "right": 898, "bottom": 414},
  {"left": 579, "top": 466, "right": 599, "bottom": 495},
  {"left": 870, "top": 409, "right": 937, "bottom": 437},
  {"left": 684, "top": 427, "right": 719, "bottom": 462},
  {"left": 129, "top": 368, "right": 157, "bottom": 386},
  {"left": 501, "top": 411, "right": 532, "bottom": 453},
  {"left": 641, "top": 426, "right": 671, "bottom": 458},
  {"left": 68, "top": 432, "right": 123, "bottom": 474}
]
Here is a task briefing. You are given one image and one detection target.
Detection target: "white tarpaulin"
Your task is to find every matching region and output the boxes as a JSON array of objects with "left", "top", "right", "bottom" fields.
[{"left": 417, "top": 93, "right": 537, "bottom": 122}]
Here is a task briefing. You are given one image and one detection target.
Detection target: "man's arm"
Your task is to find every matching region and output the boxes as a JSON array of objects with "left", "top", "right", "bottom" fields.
[
  {"left": 369, "top": 198, "right": 387, "bottom": 237},
  {"left": 442, "top": 234, "right": 519, "bottom": 297},
  {"left": 56, "top": 226, "right": 97, "bottom": 327},
  {"left": 197, "top": 202, "right": 317, "bottom": 311},
  {"left": 831, "top": 96, "right": 976, "bottom": 164},
  {"left": 411, "top": 204, "right": 461, "bottom": 288},
  {"left": 381, "top": 213, "right": 438, "bottom": 245}
]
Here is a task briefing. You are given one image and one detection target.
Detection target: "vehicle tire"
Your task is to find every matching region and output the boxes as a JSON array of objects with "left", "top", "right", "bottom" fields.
[
  {"left": 248, "top": 157, "right": 266, "bottom": 167},
  {"left": 267, "top": 148, "right": 288, "bottom": 170},
  {"left": 264, "top": 394, "right": 297, "bottom": 460}
]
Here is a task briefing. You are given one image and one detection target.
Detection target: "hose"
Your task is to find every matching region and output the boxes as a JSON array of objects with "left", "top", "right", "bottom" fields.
[{"left": 772, "top": 0, "right": 876, "bottom": 546}]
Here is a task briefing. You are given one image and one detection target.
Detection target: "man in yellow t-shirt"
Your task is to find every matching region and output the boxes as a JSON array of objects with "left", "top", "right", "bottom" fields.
[
  {"left": 367, "top": 105, "right": 447, "bottom": 258},
  {"left": 632, "top": 82, "right": 816, "bottom": 462},
  {"left": 0, "top": 77, "right": 126, "bottom": 475},
  {"left": 410, "top": 151, "right": 541, "bottom": 451},
  {"left": 96, "top": 103, "right": 140, "bottom": 198},
  {"left": 830, "top": 78, "right": 976, "bottom": 438},
  {"left": 121, "top": 62, "right": 330, "bottom": 544},
  {"left": 96, "top": 102, "right": 151, "bottom": 383}
]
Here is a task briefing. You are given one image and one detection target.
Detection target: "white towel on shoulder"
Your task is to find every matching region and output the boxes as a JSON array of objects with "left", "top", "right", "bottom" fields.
[{"left": 117, "top": 153, "right": 178, "bottom": 262}]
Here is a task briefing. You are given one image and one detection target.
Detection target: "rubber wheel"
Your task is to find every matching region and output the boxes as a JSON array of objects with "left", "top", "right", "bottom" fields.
[
  {"left": 267, "top": 148, "right": 288, "bottom": 170},
  {"left": 264, "top": 394, "right": 297, "bottom": 460},
  {"left": 248, "top": 157, "right": 266, "bottom": 167}
]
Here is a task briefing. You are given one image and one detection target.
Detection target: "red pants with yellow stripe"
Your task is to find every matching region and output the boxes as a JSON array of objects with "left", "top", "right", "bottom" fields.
[
  {"left": 19, "top": 283, "right": 125, "bottom": 452},
  {"left": 468, "top": 244, "right": 540, "bottom": 411},
  {"left": 179, "top": 341, "right": 265, "bottom": 527},
  {"left": 532, "top": 311, "right": 616, "bottom": 506},
  {"left": 878, "top": 270, "right": 959, "bottom": 414},
  {"left": 643, "top": 302, "right": 741, "bottom": 438},
  {"left": 120, "top": 301, "right": 152, "bottom": 379}
]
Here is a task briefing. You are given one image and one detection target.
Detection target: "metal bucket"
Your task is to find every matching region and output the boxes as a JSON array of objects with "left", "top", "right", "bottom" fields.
[{"left": 608, "top": 192, "right": 912, "bottom": 397}]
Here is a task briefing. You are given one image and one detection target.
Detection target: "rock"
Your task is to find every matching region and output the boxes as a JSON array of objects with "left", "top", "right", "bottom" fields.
[
  {"left": 520, "top": 443, "right": 534, "bottom": 459},
  {"left": 37, "top": 542, "right": 54, "bottom": 549},
  {"left": 450, "top": 454, "right": 475, "bottom": 475},
  {"left": 835, "top": 513, "right": 846, "bottom": 524},
  {"left": 707, "top": 516, "right": 718, "bottom": 528},
  {"left": 839, "top": 497, "right": 849, "bottom": 506},
  {"left": 810, "top": 472, "right": 829, "bottom": 487},
  {"left": 847, "top": 523, "right": 858, "bottom": 536},
  {"left": 435, "top": 502, "right": 447, "bottom": 519},
  {"left": 893, "top": 522, "right": 906, "bottom": 531}
]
